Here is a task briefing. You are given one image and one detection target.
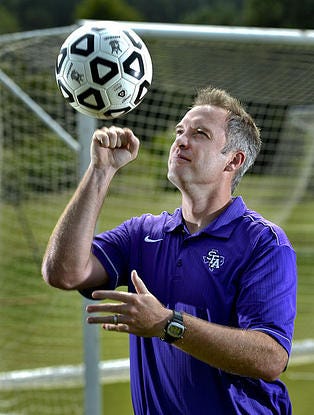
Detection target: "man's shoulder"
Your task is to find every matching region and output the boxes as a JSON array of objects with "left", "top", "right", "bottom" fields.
[
  {"left": 125, "top": 208, "right": 181, "bottom": 234},
  {"left": 131, "top": 208, "right": 180, "bottom": 224},
  {"left": 240, "top": 209, "right": 292, "bottom": 248}
]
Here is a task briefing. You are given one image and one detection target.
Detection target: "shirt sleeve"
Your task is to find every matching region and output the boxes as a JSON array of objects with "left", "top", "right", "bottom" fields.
[
  {"left": 236, "top": 232, "right": 297, "bottom": 356},
  {"left": 79, "top": 220, "right": 132, "bottom": 299}
]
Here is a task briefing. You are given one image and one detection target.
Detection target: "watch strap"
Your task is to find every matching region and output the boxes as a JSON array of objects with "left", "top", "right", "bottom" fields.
[{"left": 160, "top": 310, "right": 185, "bottom": 343}]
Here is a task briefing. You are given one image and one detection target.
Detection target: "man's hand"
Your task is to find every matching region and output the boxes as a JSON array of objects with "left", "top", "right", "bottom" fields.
[
  {"left": 91, "top": 126, "right": 140, "bottom": 172},
  {"left": 86, "top": 270, "right": 172, "bottom": 337}
]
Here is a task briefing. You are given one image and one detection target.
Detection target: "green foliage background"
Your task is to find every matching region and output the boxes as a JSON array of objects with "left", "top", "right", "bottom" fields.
[{"left": 1, "top": 0, "right": 314, "bottom": 34}]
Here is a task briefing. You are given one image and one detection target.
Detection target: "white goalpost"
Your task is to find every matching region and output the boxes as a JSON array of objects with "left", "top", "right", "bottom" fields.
[{"left": 1, "top": 338, "right": 314, "bottom": 391}]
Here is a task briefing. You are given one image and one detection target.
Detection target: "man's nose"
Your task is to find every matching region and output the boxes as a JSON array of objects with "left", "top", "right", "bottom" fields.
[{"left": 175, "top": 133, "right": 189, "bottom": 148}]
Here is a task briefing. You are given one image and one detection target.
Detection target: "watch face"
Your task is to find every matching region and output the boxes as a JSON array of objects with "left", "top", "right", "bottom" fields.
[{"left": 167, "top": 321, "right": 184, "bottom": 338}]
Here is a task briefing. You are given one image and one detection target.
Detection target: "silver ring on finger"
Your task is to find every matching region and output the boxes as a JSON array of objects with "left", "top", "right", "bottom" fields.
[{"left": 113, "top": 314, "right": 119, "bottom": 325}]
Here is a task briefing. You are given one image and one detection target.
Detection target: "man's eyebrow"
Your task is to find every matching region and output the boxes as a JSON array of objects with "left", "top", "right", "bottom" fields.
[
  {"left": 192, "top": 124, "right": 210, "bottom": 132},
  {"left": 175, "top": 123, "right": 213, "bottom": 136},
  {"left": 193, "top": 123, "right": 209, "bottom": 130},
  {"left": 195, "top": 125, "right": 214, "bottom": 139}
]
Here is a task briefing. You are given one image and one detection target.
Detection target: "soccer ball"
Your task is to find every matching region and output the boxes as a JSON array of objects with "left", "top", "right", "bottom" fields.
[{"left": 55, "top": 22, "right": 153, "bottom": 119}]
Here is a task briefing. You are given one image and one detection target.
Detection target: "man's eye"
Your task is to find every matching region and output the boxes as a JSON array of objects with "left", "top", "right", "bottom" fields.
[{"left": 196, "top": 129, "right": 206, "bottom": 136}]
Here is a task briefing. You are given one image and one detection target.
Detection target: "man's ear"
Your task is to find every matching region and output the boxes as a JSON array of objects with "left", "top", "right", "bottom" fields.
[{"left": 225, "top": 151, "right": 245, "bottom": 172}]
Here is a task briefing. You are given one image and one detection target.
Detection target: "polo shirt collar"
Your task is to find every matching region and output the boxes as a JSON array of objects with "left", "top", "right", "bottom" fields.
[{"left": 164, "top": 196, "right": 247, "bottom": 238}]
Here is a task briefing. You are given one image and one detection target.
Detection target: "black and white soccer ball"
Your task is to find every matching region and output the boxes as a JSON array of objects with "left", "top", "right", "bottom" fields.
[{"left": 55, "top": 22, "right": 153, "bottom": 119}]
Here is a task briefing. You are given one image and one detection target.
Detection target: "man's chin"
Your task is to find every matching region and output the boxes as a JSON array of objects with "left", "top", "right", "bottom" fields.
[
  {"left": 167, "top": 172, "right": 177, "bottom": 187},
  {"left": 167, "top": 172, "right": 187, "bottom": 190}
]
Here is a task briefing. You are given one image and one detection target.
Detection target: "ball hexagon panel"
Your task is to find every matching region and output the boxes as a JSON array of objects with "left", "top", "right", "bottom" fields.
[
  {"left": 123, "top": 30, "right": 142, "bottom": 50},
  {"left": 56, "top": 48, "right": 67, "bottom": 75},
  {"left": 70, "top": 33, "right": 95, "bottom": 57},
  {"left": 103, "top": 106, "right": 132, "bottom": 119},
  {"left": 77, "top": 87, "right": 105, "bottom": 110},
  {"left": 123, "top": 51, "right": 145, "bottom": 80},
  {"left": 61, "top": 60, "right": 86, "bottom": 90},
  {"left": 100, "top": 35, "right": 130, "bottom": 58},
  {"left": 106, "top": 78, "right": 135, "bottom": 106},
  {"left": 57, "top": 79, "right": 75, "bottom": 103},
  {"left": 134, "top": 80, "right": 151, "bottom": 105},
  {"left": 89, "top": 56, "right": 119, "bottom": 85}
]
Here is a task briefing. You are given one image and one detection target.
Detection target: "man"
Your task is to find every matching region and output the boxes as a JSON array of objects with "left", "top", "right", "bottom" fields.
[{"left": 42, "top": 87, "right": 297, "bottom": 414}]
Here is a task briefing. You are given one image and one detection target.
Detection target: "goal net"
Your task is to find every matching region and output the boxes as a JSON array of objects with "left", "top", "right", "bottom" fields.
[{"left": 0, "top": 22, "right": 314, "bottom": 414}]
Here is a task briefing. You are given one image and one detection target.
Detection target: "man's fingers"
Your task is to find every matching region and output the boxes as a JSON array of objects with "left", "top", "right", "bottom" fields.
[
  {"left": 93, "top": 126, "right": 132, "bottom": 149},
  {"left": 131, "top": 270, "right": 149, "bottom": 295},
  {"left": 87, "top": 315, "right": 112, "bottom": 324},
  {"left": 91, "top": 290, "right": 132, "bottom": 301},
  {"left": 86, "top": 302, "right": 122, "bottom": 313},
  {"left": 87, "top": 314, "right": 129, "bottom": 331}
]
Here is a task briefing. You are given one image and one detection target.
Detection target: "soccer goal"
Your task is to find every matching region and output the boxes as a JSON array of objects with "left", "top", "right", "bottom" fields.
[{"left": 1, "top": 22, "right": 314, "bottom": 415}]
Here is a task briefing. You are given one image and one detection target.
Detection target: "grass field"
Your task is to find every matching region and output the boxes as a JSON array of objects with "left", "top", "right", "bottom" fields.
[{"left": 0, "top": 177, "right": 314, "bottom": 414}]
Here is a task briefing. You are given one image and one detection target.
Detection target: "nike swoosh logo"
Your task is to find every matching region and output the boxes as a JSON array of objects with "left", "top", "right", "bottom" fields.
[{"left": 144, "top": 235, "right": 163, "bottom": 243}]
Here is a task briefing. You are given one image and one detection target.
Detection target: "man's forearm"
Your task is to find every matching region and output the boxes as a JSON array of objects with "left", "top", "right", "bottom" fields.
[
  {"left": 42, "top": 165, "right": 114, "bottom": 289},
  {"left": 42, "top": 127, "right": 140, "bottom": 290},
  {"left": 176, "top": 314, "right": 288, "bottom": 381}
]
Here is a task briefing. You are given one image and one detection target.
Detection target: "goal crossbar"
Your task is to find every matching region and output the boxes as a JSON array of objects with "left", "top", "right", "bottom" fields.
[{"left": 80, "top": 20, "right": 314, "bottom": 45}]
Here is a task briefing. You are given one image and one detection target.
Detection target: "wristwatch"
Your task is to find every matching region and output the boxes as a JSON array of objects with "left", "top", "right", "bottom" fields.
[{"left": 160, "top": 310, "right": 186, "bottom": 343}]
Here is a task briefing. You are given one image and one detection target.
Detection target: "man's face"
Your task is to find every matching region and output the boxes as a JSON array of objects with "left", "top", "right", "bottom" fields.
[{"left": 167, "top": 105, "right": 231, "bottom": 190}]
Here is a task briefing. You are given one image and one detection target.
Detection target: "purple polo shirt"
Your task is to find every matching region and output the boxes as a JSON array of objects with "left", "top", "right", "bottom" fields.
[{"left": 86, "top": 196, "right": 297, "bottom": 415}]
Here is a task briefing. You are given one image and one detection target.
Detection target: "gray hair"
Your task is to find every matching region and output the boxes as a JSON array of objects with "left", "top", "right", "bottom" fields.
[{"left": 193, "top": 87, "right": 261, "bottom": 192}]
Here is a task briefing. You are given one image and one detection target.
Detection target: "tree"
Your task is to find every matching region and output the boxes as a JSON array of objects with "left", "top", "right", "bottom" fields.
[
  {"left": 75, "top": 0, "right": 144, "bottom": 22},
  {"left": 181, "top": 2, "right": 240, "bottom": 26},
  {"left": 0, "top": 5, "right": 20, "bottom": 33},
  {"left": 242, "top": 0, "right": 284, "bottom": 27},
  {"left": 1, "top": 0, "right": 81, "bottom": 30},
  {"left": 242, "top": 0, "right": 314, "bottom": 29}
]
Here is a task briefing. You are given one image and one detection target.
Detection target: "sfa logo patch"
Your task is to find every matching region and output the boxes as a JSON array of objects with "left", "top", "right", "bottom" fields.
[{"left": 203, "top": 249, "right": 224, "bottom": 272}]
